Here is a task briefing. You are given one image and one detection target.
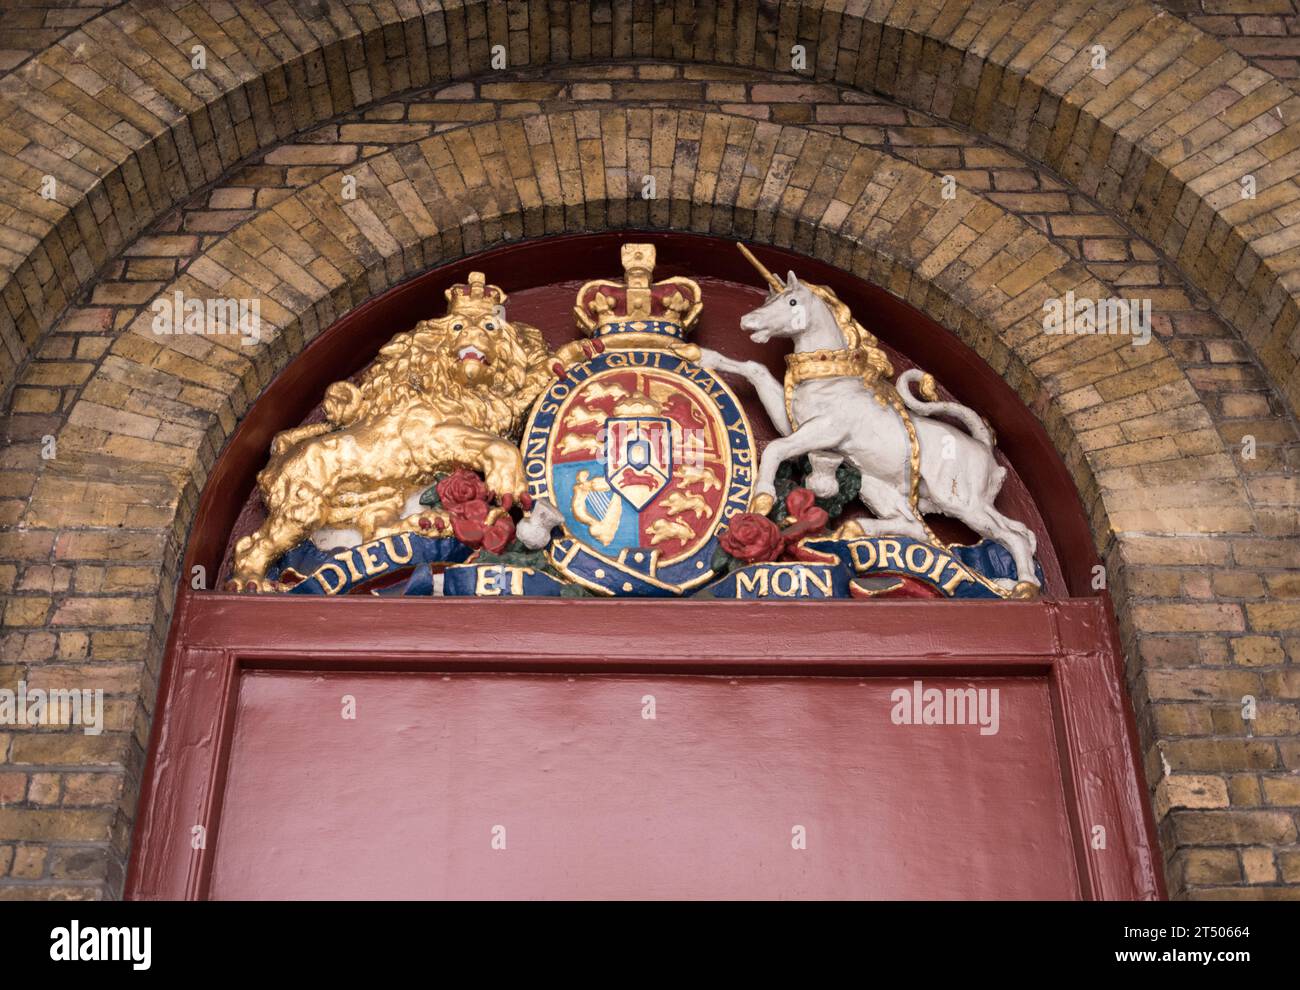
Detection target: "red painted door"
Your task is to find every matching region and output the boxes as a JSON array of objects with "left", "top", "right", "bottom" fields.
[
  {"left": 127, "top": 597, "right": 1160, "bottom": 900},
  {"left": 214, "top": 672, "right": 1071, "bottom": 899}
]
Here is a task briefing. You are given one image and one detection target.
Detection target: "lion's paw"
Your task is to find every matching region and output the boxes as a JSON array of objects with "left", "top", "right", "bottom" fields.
[
  {"left": 484, "top": 466, "right": 527, "bottom": 504},
  {"left": 551, "top": 338, "right": 603, "bottom": 374}
]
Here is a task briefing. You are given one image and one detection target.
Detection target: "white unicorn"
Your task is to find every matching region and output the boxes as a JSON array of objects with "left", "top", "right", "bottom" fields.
[{"left": 698, "top": 244, "right": 1040, "bottom": 595}]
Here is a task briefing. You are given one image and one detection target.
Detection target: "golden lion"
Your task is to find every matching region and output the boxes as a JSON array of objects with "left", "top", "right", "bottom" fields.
[{"left": 232, "top": 272, "right": 588, "bottom": 591}]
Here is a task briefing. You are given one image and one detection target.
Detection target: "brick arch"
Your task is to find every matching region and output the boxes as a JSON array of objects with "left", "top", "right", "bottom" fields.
[
  {"left": 831, "top": 0, "right": 1300, "bottom": 417},
  {"left": 8, "top": 105, "right": 1267, "bottom": 898},
  {"left": 4, "top": 0, "right": 1300, "bottom": 424}
]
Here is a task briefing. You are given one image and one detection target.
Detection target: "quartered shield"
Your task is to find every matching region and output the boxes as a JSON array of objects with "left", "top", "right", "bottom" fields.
[{"left": 523, "top": 352, "right": 756, "bottom": 595}]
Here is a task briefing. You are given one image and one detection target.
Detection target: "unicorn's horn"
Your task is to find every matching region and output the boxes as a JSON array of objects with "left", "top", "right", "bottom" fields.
[{"left": 736, "top": 242, "right": 784, "bottom": 293}]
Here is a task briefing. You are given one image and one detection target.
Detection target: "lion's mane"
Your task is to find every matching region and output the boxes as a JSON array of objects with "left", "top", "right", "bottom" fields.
[{"left": 322, "top": 313, "right": 554, "bottom": 441}]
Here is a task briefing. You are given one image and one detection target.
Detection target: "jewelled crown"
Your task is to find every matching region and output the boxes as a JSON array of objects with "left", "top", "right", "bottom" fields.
[{"left": 573, "top": 244, "right": 703, "bottom": 342}]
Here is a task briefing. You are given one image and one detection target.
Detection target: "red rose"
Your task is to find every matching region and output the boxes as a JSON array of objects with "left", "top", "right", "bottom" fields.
[
  {"left": 774, "top": 487, "right": 830, "bottom": 548},
  {"left": 785, "top": 487, "right": 818, "bottom": 520},
  {"left": 448, "top": 498, "right": 489, "bottom": 546},
  {"left": 720, "top": 513, "right": 785, "bottom": 563},
  {"left": 482, "top": 515, "right": 516, "bottom": 555},
  {"left": 437, "top": 469, "right": 489, "bottom": 507}
]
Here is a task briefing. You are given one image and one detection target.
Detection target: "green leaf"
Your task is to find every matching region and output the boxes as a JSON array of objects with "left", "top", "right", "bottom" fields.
[
  {"left": 418, "top": 473, "right": 448, "bottom": 508},
  {"left": 474, "top": 540, "right": 574, "bottom": 580},
  {"left": 767, "top": 455, "right": 864, "bottom": 524},
  {"left": 711, "top": 543, "right": 739, "bottom": 574},
  {"left": 769, "top": 457, "right": 805, "bottom": 521}
]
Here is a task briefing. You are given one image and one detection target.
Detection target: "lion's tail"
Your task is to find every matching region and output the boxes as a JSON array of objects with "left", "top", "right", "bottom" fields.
[
  {"left": 323, "top": 381, "right": 364, "bottom": 425},
  {"left": 896, "top": 369, "right": 995, "bottom": 447}
]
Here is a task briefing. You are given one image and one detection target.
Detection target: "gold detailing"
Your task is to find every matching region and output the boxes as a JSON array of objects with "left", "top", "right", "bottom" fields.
[
  {"left": 231, "top": 271, "right": 558, "bottom": 590},
  {"left": 831, "top": 527, "right": 1041, "bottom": 600},
  {"left": 676, "top": 463, "right": 721, "bottom": 493},
  {"left": 784, "top": 346, "right": 880, "bottom": 381},
  {"left": 372, "top": 511, "right": 455, "bottom": 542},
  {"left": 585, "top": 381, "right": 628, "bottom": 401},
  {"left": 549, "top": 338, "right": 597, "bottom": 370},
  {"left": 737, "top": 242, "right": 892, "bottom": 377},
  {"left": 782, "top": 346, "right": 885, "bottom": 427},
  {"left": 662, "top": 491, "right": 709, "bottom": 519},
  {"left": 563, "top": 405, "right": 605, "bottom": 429},
  {"left": 735, "top": 251, "right": 1001, "bottom": 577},
  {"left": 558, "top": 433, "right": 603, "bottom": 457},
  {"left": 774, "top": 275, "right": 938, "bottom": 548},
  {"left": 447, "top": 270, "right": 506, "bottom": 310},
  {"left": 226, "top": 241, "right": 1032, "bottom": 600},
  {"left": 612, "top": 396, "right": 660, "bottom": 416},
  {"left": 803, "top": 283, "right": 893, "bottom": 377},
  {"left": 889, "top": 388, "right": 935, "bottom": 545},
  {"left": 833, "top": 518, "right": 866, "bottom": 540},
  {"left": 592, "top": 333, "right": 701, "bottom": 360},
  {"left": 571, "top": 470, "right": 621, "bottom": 546},
  {"left": 536, "top": 353, "right": 747, "bottom": 579},
  {"left": 736, "top": 241, "right": 934, "bottom": 537},
  {"left": 918, "top": 372, "right": 939, "bottom": 402}
]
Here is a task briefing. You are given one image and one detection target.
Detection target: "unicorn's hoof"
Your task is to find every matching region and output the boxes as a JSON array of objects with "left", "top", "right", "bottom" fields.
[{"left": 752, "top": 492, "right": 775, "bottom": 515}]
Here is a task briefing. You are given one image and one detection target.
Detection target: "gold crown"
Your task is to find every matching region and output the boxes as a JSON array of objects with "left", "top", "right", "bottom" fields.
[
  {"left": 445, "top": 272, "right": 507, "bottom": 315},
  {"left": 573, "top": 244, "right": 702, "bottom": 341}
]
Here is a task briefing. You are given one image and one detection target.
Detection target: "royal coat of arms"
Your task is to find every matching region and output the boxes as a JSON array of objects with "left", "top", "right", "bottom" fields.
[
  {"left": 520, "top": 244, "right": 755, "bottom": 595},
  {"left": 227, "top": 242, "right": 1042, "bottom": 601}
]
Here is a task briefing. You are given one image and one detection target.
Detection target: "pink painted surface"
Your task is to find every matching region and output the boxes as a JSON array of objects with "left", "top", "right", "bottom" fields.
[{"left": 208, "top": 670, "right": 1079, "bottom": 900}]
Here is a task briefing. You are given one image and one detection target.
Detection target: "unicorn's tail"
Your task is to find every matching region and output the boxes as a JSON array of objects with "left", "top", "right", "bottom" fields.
[{"left": 896, "top": 369, "right": 995, "bottom": 447}]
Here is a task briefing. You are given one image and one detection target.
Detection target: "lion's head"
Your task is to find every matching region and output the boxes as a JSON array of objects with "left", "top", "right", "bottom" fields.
[
  {"left": 411, "top": 302, "right": 539, "bottom": 396},
  {"left": 323, "top": 274, "right": 554, "bottom": 440}
]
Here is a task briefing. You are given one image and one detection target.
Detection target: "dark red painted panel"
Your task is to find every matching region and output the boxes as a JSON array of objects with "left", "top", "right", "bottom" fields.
[{"left": 209, "top": 670, "right": 1076, "bottom": 900}]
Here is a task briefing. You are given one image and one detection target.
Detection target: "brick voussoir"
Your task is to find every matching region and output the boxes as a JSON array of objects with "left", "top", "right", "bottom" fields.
[
  {"left": 13, "top": 111, "right": 1209, "bottom": 595},
  {"left": 12, "top": 109, "right": 1206, "bottom": 527}
]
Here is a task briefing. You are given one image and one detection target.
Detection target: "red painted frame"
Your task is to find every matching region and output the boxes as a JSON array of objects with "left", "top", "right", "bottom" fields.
[{"left": 126, "top": 233, "right": 1164, "bottom": 900}]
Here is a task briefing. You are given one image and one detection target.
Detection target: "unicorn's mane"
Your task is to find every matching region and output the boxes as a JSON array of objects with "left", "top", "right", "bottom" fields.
[{"left": 803, "top": 282, "right": 894, "bottom": 379}]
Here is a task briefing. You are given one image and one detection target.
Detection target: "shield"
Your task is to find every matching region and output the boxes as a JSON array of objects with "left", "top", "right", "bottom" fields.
[{"left": 605, "top": 417, "right": 672, "bottom": 510}]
